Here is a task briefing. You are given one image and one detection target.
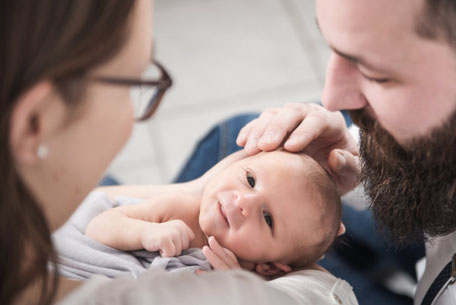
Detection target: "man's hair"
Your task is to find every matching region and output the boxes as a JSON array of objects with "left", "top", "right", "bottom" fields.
[{"left": 416, "top": 0, "right": 456, "bottom": 47}]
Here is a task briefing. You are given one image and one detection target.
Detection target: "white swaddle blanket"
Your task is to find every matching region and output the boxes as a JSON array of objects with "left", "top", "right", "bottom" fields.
[
  {"left": 52, "top": 191, "right": 211, "bottom": 280},
  {"left": 54, "top": 192, "right": 359, "bottom": 305}
]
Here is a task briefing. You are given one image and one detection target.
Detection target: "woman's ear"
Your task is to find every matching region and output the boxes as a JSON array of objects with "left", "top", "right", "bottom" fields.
[
  {"left": 337, "top": 222, "right": 346, "bottom": 236},
  {"left": 255, "top": 262, "right": 292, "bottom": 277},
  {"left": 9, "top": 81, "right": 66, "bottom": 165}
]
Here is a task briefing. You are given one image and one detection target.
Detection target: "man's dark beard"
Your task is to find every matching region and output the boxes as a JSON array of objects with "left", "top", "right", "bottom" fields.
[{"left": 350, "top": 109, "right": 456, "bottom": 245}]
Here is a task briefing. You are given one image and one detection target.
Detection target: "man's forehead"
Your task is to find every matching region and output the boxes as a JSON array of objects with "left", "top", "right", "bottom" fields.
[
  {"left": 316, "top": 0, "right": 425, "bottom": 72},
  {"left": 316, "top": 0, "right": 423, "bottom": 19},
  {"left": 316, "top": 0, "right": 423, "bottom": 41}
]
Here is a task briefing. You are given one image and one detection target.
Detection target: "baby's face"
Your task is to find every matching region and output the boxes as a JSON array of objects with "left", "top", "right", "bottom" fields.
[{"left": 199, "top": 151, "right": 332, "bottom": 265}]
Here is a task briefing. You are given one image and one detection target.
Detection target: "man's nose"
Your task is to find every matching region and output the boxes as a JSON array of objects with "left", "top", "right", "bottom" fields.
[{"left": 322, "top": 52, "right": 368, "bottom": 111}]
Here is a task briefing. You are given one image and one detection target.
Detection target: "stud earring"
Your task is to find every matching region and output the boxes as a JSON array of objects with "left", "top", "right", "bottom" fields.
[{"left": 37, "top": 144, "right": 48, "bottom": 160}]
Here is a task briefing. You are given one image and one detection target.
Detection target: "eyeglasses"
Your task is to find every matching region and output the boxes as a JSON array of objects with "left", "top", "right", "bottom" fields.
[{"left": 92, "top": 60, "right": 173, "bottom": 121}]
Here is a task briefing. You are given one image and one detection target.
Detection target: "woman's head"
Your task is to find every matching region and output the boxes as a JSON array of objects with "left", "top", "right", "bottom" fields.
[{"left": 0, "top": 0, "right": 152, "bottom": 304}]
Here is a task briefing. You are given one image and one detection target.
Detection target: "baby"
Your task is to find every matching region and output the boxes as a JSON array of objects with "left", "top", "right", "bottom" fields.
[{"left": 86, "top": 150, "right": 345, "bottom": 278}]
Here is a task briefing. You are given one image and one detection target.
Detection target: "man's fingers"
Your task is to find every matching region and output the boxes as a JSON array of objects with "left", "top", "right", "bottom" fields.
[
  {"left": 240, "top": 109, "right": 278, "bottom": 154},
  {"left": 244, "top": 137, "right": 261, "bottom": 155},
  {"left": 328, "top": 149, "right": 361, "bottom": 195},
  {"left": 236, "top": 120, "right": 256, "bottom": 146},
  {"left": 257, "top": 105, "right": 306, "bottom": 151},
  {"left": 283, "top": 112, "right": 327, "bottom": 151}
]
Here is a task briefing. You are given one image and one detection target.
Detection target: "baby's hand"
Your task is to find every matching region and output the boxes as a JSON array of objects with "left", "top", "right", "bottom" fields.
[
  {"left": 140, "top": 220, "right": 195, "bottom": 257},
  {"left": 203, "top": 236, "right": 241, "bottom": 270}
]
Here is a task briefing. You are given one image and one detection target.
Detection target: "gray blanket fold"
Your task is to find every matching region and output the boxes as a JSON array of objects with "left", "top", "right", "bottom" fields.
[{"left": 52, "top": 192, "right": 211, "bottom": 280}]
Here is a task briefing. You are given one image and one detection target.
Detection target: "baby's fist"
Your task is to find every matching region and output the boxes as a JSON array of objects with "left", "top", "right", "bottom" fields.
[{"left": 141, "top": 220, "right": 195, "bottom": 257}]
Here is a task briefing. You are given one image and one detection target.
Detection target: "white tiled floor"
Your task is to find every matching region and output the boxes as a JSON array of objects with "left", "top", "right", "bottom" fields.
[{"left": 108, "top": 0, "right": 331, "bottom": 185}]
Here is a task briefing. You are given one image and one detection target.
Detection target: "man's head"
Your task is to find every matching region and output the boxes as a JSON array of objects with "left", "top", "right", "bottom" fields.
[
  {"left": 316, "top": 0, "right": 456, "bottom": 243},
  {"left": 199, "top": 150, "right": 344, "bottom": 277},
  {"left": 319, "top": 0, "right": 456, "bottom": 142}
]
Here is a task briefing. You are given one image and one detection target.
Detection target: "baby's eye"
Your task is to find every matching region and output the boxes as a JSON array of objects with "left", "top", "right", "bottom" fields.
[
  {"left": 263, "top": 211, "right": 273, "bottom": 228},
  {"left": 246, "top": 171, "right": 255, "bottom": 188}
]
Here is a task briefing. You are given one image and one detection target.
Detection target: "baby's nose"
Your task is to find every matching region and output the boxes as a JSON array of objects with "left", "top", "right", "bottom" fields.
[
  {"left": 218, "top": 191, "right": 245, "bottom": 229},
  {"left": 236, "top": 192, "right": 262, "bottom": 216}
]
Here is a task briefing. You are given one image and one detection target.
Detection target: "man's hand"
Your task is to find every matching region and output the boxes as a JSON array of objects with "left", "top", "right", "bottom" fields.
[
  {"left": 140, "top": 220, "right": 195, "bottom": 257},
  {"left": 203, "top": 236, "right": 241, "bottom": 270},
  {"left": 236, "top": 103, "right": 360, "bottom": 194}
]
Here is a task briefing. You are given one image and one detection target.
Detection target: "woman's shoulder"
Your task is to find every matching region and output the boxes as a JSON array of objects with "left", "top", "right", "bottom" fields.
[
  {"left": 57, "top": 268, "right": 297, "bottom": 305},
  {"left": 56, "top": 275, "right": 110, "bottom": 305},
  {"left": 57, "top": 267, "right": 358, "bottom": 305}
]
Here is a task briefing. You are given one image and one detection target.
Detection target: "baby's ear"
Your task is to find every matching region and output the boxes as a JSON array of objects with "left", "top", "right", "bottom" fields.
[
  {"left": 337, "top": 222, "right": 346, "bottom": 236},
  {"left": 238, "top": 260, "right": 256, "bottom": 271},
  {"left": 255, "top": 262, "right": 292, "bottom": 277}
]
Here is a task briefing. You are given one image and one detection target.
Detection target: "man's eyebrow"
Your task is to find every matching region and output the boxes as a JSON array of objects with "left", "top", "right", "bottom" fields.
[
  {"left": 332, "top": 48, "right": 366, "bottom": 66},
  {"left": 331, "top": 47, "right": 388, "bottom": 73}
]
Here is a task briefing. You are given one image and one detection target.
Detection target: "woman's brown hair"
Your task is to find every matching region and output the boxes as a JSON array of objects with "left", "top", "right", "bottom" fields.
[{"left": 0, "top": 1, "right": 136, "bottom": 304}]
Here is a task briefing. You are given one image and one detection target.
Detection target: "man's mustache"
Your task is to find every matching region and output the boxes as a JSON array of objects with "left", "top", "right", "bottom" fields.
[{"left": 349, "top": 109, "right": 376, "bottom": 133}]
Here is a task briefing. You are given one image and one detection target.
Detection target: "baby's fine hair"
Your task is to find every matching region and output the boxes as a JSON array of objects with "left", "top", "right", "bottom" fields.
[{"left": 288, "top": 153, "right": 342, "bottom": 269}]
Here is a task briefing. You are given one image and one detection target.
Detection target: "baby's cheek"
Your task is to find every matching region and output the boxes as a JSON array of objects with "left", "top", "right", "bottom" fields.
[
  {"left": 224, "top": 236, "right": 262, "bottom": 262},
  {"left": 293, "top": 247, "right": 323, "bottom": 268}
]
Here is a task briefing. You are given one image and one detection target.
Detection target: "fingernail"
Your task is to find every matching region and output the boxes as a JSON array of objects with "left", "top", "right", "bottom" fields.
[
  {"left": 260, "top": 133, "right": 273, "bottom": 145},
  {"left": 237, "top": 131, "right": 246, "bottom": 144},
  {"left": 286, "top": 136, "right": 298, "bottom": 146},
  {"left": 246, "top": 137, "right": 258, "bottom": 151}
]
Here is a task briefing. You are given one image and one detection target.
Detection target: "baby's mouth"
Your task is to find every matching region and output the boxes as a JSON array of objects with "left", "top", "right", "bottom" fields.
[{"left": 218, "top": 201, "right": 230, "bottom": 227}]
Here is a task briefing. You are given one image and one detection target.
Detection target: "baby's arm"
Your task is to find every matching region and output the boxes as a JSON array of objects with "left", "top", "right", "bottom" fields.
[{"left": 85, "top": 193, "right": 195, "bottom": 257}]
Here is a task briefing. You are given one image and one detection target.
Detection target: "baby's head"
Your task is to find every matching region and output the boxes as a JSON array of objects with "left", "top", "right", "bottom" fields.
[{"left": 199, "top": 150, "right": 344, "bottom": 277}]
